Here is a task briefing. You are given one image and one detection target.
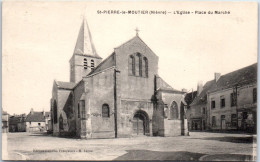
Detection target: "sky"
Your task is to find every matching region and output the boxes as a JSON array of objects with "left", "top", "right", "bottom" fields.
[{"left": 2, "top": 1, "right": 258, "bottom": 115}]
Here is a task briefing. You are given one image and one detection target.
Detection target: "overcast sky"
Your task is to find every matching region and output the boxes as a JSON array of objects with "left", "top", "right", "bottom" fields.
[{"left": 2, "top": 1, "right": 257, "bottom": 115}]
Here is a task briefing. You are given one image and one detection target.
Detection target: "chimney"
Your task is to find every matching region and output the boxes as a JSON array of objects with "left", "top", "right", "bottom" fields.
[
  {"left": 215, "top": 73, "right": 221, "bottom": 82},
  {"left": 197, "top": 81, "right": 203, "bottom": 96},
  {"left": 30, "top": 108, "right": 34, "bottom": 114},
  {"left": 182, "top": 88, "right": 187, "bottom": 93}
]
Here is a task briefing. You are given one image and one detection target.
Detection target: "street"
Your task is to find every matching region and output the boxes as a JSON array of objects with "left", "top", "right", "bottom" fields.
[{"left": 2, "top": 132, "right": 256, "bottom": 161}]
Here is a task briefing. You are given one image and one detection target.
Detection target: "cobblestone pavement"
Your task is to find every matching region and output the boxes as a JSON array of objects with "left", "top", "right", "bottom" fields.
[{"left": 2, "top": 132, "right": 256, "bottom": 161}]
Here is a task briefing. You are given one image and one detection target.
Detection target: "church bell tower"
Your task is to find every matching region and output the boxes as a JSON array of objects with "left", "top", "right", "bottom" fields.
[{"left": 70, "top": 17, "right": 102, "bottom": 83}]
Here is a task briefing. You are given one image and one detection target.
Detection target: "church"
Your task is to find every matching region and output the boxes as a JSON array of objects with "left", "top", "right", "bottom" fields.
[{"left": 50, "top": 17, "right": 188, "bottom": 139}]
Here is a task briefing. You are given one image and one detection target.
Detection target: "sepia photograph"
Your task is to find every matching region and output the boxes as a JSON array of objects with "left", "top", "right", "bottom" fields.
[{"left": 2, "top": 1, "right": 258, "bottom": 161}]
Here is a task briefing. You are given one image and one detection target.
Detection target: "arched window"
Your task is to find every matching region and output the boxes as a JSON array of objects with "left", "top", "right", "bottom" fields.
[
  {"left": 143, "top": 57, "right": 148, "bottom": 77},
  {"left": 170, "top": 101, "right": 178, "bottom": 119},
  {"left": 78, "top": 103, "right": 80, "bottom": 118},
  {"left": 91, "top": 60, "right": 94, "bottom": 70},
  {"left": 137, "top": 53, "right": 142, "bottom": 76},
  {"left": 84, "top": 58, "right": 88, "bottom": 69},
  {"left": 129, "top": 55, "right": 135, "bottom": 75},
  {"left": 80, "top": 100, "right": 86, "bottom": 119},
  {"left": 53, "top": 100, "right": 57, "bottom": 124},
  {"left": 102, "top": 104, "right": 110, "bottom": 117},
  {"left": 59, "top": 115, "right": 63, "bottom": 130}
]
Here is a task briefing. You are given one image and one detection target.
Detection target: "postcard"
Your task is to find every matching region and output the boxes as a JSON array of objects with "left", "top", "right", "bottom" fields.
[{"left": 2, "top": 1, "right": 257, "bottom": 161}]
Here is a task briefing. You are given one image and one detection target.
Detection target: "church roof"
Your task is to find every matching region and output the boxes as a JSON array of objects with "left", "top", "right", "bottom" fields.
[
  {"left": 209, "top": 63, "right": 257, "bottom": 93},
  {"left": 56, "top": 81, "right": 76, "bottom": 90},
  {"left": 87, "top": 53, "right": 116, "bottom": 76},
  {"left": 156, "top": 75, "right": 184, "bottom": 93},
  {"left": 73, "top": 17, "right": 101, "bottom": 59},
  {"left": 87, "top": 34, "right": 159, "bottom": 77}
]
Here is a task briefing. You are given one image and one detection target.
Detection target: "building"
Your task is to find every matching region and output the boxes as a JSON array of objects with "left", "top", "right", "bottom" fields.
[
  {"left": 184, "top": 91, "right": 197, "bottom": 130},
  {"left": 9, "top": 114, "right": 26, "bottom": 132},
  {"left": 188, "top": 80, "right": 216, "bottom": 131},
  {"left": 188, "top": 63, "right": 257, "bottom": 133},
  {"left": 208, "top": 63, "right": 257, "bottom": 133},
  {"left": 25, "top": 109, "right": 48, "bottom": 132},
  {"left": 50, "top": 17, "right": 188, "bottom": 139},
  {"left": 2, "top": 111, "right": 9, "bottom": 133},
  {"left": 44, "top": 112, "right": 51, "bottom": 131}
]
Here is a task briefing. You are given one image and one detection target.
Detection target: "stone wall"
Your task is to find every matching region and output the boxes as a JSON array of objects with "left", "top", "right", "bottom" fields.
[
  {"left": 118, "top": 99, "right": 153, "bottom": 137},
  {"left": 26, "top": 122, "right": 45, "bottom": 132},
  {"left": 73, "top": 80, "right": 85, "bottom": 137},
  {"left": 156, "top": 91, "right": 187, "bottom": 136},
  {"left": 164, "top": 119, "right": 181, "bottom": 136},
  {"left": 84, "top": 68, "right": 115, "bottom": 139},
  {"left": 114, "top": 36, "right": 158, "bottom": 101},
  {"left": 70, "top": 54, "right": 102, "bottom": 83},
  {"left": 208, "top": 83, "right": 256, "bottom": 130},
  {"left": 51, "top": 81, "right": 76, "bottom": 137},
  {"left": 114, "top": 36, "right": 158, "bottom": 137}
]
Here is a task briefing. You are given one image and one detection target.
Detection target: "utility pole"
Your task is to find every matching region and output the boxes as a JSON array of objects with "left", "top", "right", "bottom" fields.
[
  {"left": 114, "top": 55, "right": 120, "bottom": 138},
  {"left": 234, "top": 84, "right": 239, "bottom": 130}
]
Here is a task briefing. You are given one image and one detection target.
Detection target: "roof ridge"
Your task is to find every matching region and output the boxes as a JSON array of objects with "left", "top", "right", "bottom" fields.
[
  {"left": 114, "top": 35, "right": 137, "bottom": 49},
  {"left": 87, "top": 52, "right": 115, "bottom": 76},
  {"left": 219, "top": 63, "right": 257, "bottom": 78},
  {"left": 190, "top": 79, "right": 215, "bottom": 106}
]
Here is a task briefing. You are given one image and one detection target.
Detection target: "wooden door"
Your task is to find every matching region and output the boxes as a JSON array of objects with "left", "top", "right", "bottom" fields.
[
  {"left": 133, "top": 117, "right": 144, "bottom": 135},
  {"left": 221, "top": 119, "right": 226, "bottom": 130}
]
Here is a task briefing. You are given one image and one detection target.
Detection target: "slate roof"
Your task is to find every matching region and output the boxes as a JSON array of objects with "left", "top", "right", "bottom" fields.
[
  {"left": 88, "top": 35, "right": 159, "bottom": 77},
  {"left": 73, "top": 17, "right": 101, "bottom": 59},
  {"left": 185, "top": 91, "right": 197, "bottom": 108},
  {"left": 9, "top": 116, "right": 26, "bottom": 124},
  {"left": 25, "top": 112, "right": 45, "bottom": 122},
  {"left": 209, "top": 63, "right": 257, "bottom": 92},
  {"left": 87, "top": 53, "right": 116, "bottom": 76},
  {"left": 190, "top": 80, "right": 216, "bottom": 106},
  {"left": 156, "top": 75, "right": 184, "bottom": 93},
  {"left": 191, "top": 63, "right": 257, "bottom": 107},
  {"left": 45, "top": 112, "right": 50, "bottom": 117},
  {"left": 9, "top": 116, "right": 20, "bottom": 125},
  {"left": 56, "top": 81, "right": 76, "bottom": 90}
]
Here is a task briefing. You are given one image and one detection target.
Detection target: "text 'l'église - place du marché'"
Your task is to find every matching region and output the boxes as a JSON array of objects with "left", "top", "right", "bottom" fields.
[{"left": 97, "top": 10, "right": 231, "bottom": 15}]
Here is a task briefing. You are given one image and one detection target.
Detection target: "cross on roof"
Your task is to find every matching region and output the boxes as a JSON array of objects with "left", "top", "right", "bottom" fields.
[{"left": 135, "top": 27, "right": 140, "bottom": 36}]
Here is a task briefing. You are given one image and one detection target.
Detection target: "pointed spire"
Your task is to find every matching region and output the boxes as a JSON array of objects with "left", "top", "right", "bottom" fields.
[{"left": 74, "top": 16, "right": 101, "bottom": 58}]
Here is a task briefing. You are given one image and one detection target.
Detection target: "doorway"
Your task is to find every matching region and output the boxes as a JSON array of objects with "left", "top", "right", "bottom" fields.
[
  {"left": 132, "top": 110, "right": 149, "bottom": 136},
  {"left": 221, "top": 115, "right": 226, "bottom": 130}
]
